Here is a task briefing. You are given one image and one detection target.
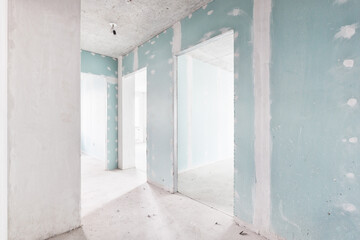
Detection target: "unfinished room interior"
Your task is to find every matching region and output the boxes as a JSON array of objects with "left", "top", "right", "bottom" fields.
[{"left": 0, "top": 0, "right": 359, "bottom": 239}]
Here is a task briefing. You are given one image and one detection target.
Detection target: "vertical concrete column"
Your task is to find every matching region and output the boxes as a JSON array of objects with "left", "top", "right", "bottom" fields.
[
  {"left": 7, "top": 0, "right": 81, "bottom": 239},
  {"left": 0, "top": 0, "right": 8, "bottom": 239}
]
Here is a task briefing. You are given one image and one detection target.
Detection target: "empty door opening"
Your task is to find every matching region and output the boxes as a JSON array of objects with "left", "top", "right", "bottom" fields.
[
  {"left": 177, "top": 31, "right": 234, "bottom": 215},
  {"left": 121, "top": 68, "right": 147, "bottom": 174}
]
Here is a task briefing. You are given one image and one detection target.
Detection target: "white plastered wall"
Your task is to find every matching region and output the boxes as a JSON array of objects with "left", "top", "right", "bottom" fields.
[
  {"left": 0, "top": 0, "right": 8, "bottom": 239},
  {"left": 7, "top": 0, "right": 81, "bottom": 239}
]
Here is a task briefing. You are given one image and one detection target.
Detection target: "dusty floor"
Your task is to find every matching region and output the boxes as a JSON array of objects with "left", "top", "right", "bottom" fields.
[
  {"left": 81, "top": 155, "right": 146, "bottom": 216},
  {"left": 178, "top": 159, "right": 234, "bottom": 215},
  {"left": 50, "top": 156, "right": 264, "bottom": 240}
]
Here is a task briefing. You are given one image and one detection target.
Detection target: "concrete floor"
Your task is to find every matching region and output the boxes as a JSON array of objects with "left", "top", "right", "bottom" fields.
[
  {"left": 81, "top": 155, "right": 146, "bottom": 216},
  {"left": 178, "top": 159, "right": 234, "bottom": 215},
  {"left": 50, "top": 156, "right": 264, "bottom": 240}
]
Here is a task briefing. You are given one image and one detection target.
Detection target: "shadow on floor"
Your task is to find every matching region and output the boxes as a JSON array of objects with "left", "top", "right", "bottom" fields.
[{"left": 50, "top": 183, "right": 265, "bottom": 240}]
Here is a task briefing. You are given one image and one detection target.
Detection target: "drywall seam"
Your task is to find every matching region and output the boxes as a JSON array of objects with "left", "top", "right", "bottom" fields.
[
  {"left": 172, "top": 21, "right": 181, "bottom": 192},
  {"left": 253, "top": 0, "right": 272, "bottom": 234},
  {"left": 0, "top": 0, "right": 8, "bottom": 239},
  {"left": 117, "top": 57, "right": 124, "bottom": 169},
  {"left": 133, "top": 47, "right": 139, "bottom": 71},
  {"left": 172, "top": 22, "right": 182, "bottom": 55}
]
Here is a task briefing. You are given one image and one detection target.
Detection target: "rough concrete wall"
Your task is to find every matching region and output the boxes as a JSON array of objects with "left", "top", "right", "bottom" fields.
[
  {"left": 81, "top": 50, "right": 118, "bottom": 170},
  {"left": 270, "top": 0, "right": 360, "bottom": 239},
  {"left": 0, "top": 0, "right": 8, "bottom": 239},
  {"left": 8, "top": 0, "right": 81, "bottom": 239}
]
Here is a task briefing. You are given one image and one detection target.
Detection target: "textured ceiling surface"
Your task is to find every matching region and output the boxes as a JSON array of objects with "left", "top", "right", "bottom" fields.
[{"left": 81, "top": 0, "right": 212, "bottom": 58}]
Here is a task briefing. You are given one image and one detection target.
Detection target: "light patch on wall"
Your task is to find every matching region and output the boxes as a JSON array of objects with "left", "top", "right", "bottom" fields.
[
  {"left": 347, "top": 98, "right": 357, "bottom": 107},
  {"left": 343, "top": 59, "right": 354, "bottom": 68},
  {"left": 172, "top": 22, "right": 182, "bottom": 54},
  {"left": 207, "top": 10, "right": 214, "bottom": 15},
  {"left": 151, "top": 70, "right": 156, "bottom": 75},
  {"left": 342, "top": 203, "right": 356, "bottom": 212},
  {"left": 200, "top": 31, "right": 216, "bottom": 42},
  {"left": 134, "top": 47, "right": 138, "bottom": 71},
  {"left": 335, "top": 24, "right": 358, "bottom": 39},
  {"left": 348, "top": 137, "right": 358, "bottom": 143},
  {"left": 145, "top": 50, "right": 150, "bottom": 55},
  {"left": 228, "top": 8, "right": 245, "bottom": 16},
  {"left": 346, "top": 172, "right": 355, "bottom": 179}
]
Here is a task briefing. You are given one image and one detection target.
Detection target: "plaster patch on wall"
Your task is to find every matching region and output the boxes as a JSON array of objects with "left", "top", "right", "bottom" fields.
[
  {"left": 145, "top": 50, "right": 150, "bottom": 55},
  {"left": 220, "top": 27, "right": 231, "bottom": 33},
  {"left": 347, "top": 98, "right": 357, "bottom": 107},
  {"left": 342, "top": 203, "right": 356, "bottom": 212},
  {"left": 207, "top": 10, "right": 214, "bottom": 15},
  {"left": 172, "top": 22, "right": 182, "bottom": 54},
  {"left": 348, "top": 137, "right": 358, "bottom": 143},
  {"left": 335, "top": 24, "right": 358, "bottom": 39},
  {"left": 343, "top": 59, "right": 354, "bottom": 68},
  {"left": 252, "top": 0, "right": 272, "bottom": 232},
  {"left": 346, "top": 172, "right": 355, "bottom": 179},
  {"left": 134, "top": 47, "right": 138, "bottom": 71},
  {"left": 228, "top": 8, "right": 245, "bottom": 16},
  {"left": 200, "top": 31, "right": 216, "bottom": 42}
]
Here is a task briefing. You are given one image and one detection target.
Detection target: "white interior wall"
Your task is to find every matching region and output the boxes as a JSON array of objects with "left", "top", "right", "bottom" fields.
[
  {"left": 120, "top": 73, "right": 135, "bottom": 169},
  {"left": 81, "top": 73, "right": 107, "bottom": 161},
  {"left": 119, "top": 68, "right": 147, "bottom": 170},
  {"left": 7, "top": 0, "right": 81, "bottom": 239},
  {"left": 0, "top": 0, "right": 8, "bottom": 239}
]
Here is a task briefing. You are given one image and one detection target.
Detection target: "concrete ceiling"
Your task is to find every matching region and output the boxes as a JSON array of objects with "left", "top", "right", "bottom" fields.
[{"left": 81, "top": 0, "right": 212, "bottom": 58}]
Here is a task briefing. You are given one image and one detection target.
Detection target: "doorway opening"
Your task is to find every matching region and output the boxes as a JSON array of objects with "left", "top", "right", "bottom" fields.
[
  {"left": 176, "top": 31, "right": 234, "bottom": 215},
  {"left": 80, "top": 52, "right": 147, "bottom": 217},
  {"left": 122, "top": 68, "right": 147, "bottom": 174}
]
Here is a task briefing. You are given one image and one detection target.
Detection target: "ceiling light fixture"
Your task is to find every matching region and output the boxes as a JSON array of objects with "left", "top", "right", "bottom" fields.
[{"left": 110, "top": 23, "right": 117, "bottom": 36}]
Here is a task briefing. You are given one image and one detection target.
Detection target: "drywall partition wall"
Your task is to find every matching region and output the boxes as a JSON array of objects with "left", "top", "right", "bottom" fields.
[
  {"left": 178, "top": 55, "right": 234, "bottom": 172},
  {"left": 81, "top": 50, "right": 119, "bottom": 170},
  {"left": 270, "top": 0, "right": 360, "bottom": 239},
  {"left": 122, "top": 0, "right": 257, "bottom": 226},
  {"left": 0, "top": 0, "right": 8, "bottom": 239},
  {"left": 7, "top": 0, "right": 81, "bottom": 239}
]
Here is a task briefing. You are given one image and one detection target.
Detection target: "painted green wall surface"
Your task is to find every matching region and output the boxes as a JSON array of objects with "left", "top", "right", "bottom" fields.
[
  {"left": 81, "top": 50, "right": 119, "bottom": 170},
  {"left": 81, "top": 50, "right": 118, "bottom": 78},
  {"left": 270, "top": 0, "right": 360, "bottom": 239},
  {"left": 122, "top": 0, "right": 254, "bottom": 224}
]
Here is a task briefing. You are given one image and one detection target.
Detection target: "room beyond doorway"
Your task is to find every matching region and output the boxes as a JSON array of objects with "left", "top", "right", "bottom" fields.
[{"left": 176, "top": 31, "right": 235, "bottom": 215}]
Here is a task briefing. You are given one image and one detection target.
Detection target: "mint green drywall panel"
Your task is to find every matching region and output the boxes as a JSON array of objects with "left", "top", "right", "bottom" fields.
[
  {"left": 81, "top": 50, "right": 118, "bottom": 78},
  {"left": 122, "top": 0, "right": 254, "bottom": 223},
  {"left": 270, "top": 0, "right": 360, "bottom": 239}
]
